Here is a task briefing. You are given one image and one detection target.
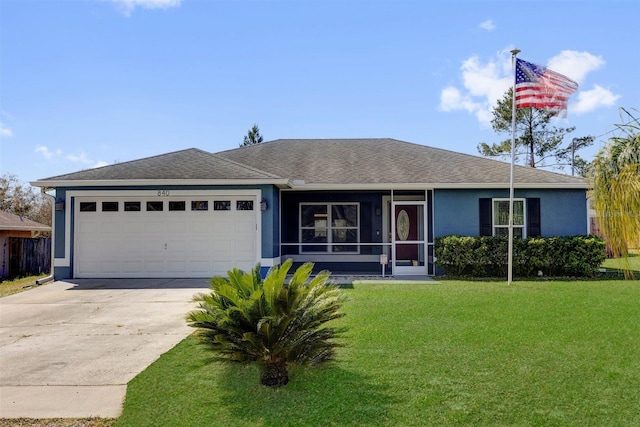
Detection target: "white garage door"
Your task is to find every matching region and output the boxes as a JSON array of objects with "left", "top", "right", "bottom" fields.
[{"left": 74, "top": 195, "right": 258, "bottom": 278}]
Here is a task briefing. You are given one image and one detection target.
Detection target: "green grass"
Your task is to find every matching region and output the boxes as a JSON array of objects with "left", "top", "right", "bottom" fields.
[
  {"left": 0, "top": 274, "right": 49, "bottom": 298},
  {"left": 602, "top": 254, "right": 640, "bottom": 273},
  {"left": 117, "top": 280, "right": 640, "bottom": 426}
]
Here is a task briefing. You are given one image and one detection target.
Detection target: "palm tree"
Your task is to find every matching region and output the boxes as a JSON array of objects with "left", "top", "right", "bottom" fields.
[
  {"left": 589, "top": 108, "right": 640, "bottom": 278},
  {"left": 186, "top": 259, "right": 346, "bottom": 387}
]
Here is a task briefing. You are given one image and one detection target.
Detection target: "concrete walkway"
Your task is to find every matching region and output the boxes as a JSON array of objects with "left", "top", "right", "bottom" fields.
[{"left": 0, "top": 278, "right": 208, "bottom": 419}]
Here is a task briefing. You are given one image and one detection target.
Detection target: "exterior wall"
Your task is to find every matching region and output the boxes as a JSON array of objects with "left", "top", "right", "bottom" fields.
[
  {"left": 51, "top": 184, "right": 280, "bottom": 280},
  {"left": 48, "top": 184, "right": 587, "bottom": 279},
  {"left": 433, "top": 188, "right": 588, "bottom": 238}
]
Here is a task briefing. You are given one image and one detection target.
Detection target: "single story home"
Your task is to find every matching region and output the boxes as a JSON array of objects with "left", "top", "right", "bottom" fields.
[
  {"left": 0, "top": 210, "right": 51, "bottom": 277},
  {"left": 31, "top": 138, "right": 588, "bottom": 279}
]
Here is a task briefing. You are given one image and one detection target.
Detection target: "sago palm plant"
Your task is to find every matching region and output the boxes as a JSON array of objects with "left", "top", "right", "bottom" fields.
[{"left": 186, "top": 259, "right": 346, "bottom": 387}]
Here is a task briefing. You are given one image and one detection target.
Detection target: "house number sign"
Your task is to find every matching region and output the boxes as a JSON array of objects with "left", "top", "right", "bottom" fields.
[{"left": 157, "top": 190, "right": 171, "bottom": 197}]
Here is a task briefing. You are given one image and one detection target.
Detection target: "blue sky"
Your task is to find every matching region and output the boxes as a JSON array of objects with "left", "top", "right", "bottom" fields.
[{"left": 1, "top": 0, "right": 638, "bottom": 184}]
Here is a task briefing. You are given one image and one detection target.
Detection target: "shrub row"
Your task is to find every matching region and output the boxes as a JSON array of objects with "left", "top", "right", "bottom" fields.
[{"left": 435, "top": 235, "right": 606, "bottom": 278}]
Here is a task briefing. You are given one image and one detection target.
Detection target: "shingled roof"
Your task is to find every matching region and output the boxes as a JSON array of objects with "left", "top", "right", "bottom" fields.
[
  {"left": 33, "top": 139, "right": 586, "bottom": 188},
  {"left": 36, "top": 148, "right": 281, "bottom": 182},
  {"left": 0, "top": 210, "right": 51, "bottom": 232},
  {"left": 218, "top": 138, "right": 586, "bottom": 187}
]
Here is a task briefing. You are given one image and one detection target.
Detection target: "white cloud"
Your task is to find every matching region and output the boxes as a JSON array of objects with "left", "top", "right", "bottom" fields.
[
  {"left": 440, "top": 48, "right": 618, "bottom": 125},
  {"left": 35, "top": 145, "right": 63, "bottom": 161},
  {"left": 108, "top": 0, "right": 182, "bottom": 16},
  {"left": 0, "top": 123, "right": 13, "bottom": 138},
  {"left": 35, "top": 145, "right": 110, "bottom": 168},
  {"left": 66, "top": 152, "right": 93, "bottom": 164},
  {"left": 439, "top": 50, "right": 512, "bottom": 126},
  {"left": 93, "top": 161, "right": 110, "bottom": 168},
  {"left": 571, "top": 85, "right": 621, "bottom": 114},
  {"left": 547, "top": 50, "right": 605, "bottom": 84},
  {"left": 66, "top": 153, "right": 110, "bottom": 169},
  {"left": 479, "top": 19, "right": 495, "bottom": 31}
]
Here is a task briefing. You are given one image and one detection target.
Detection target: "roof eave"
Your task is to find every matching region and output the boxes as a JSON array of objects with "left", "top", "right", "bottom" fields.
[
  {"left": 284, "top": 182, "right": 589, "bottom": 191},
  {"left": 0, "top": 226, "right": 52, "bottom": 231},
  {"left": 30, "top": 178, "right": 293, "bottom": 188}
]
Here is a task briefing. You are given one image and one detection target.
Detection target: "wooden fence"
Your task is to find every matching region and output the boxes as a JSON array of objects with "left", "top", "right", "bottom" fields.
[{"left": 8, "top": 237, "right": 51, "bottom": 278}]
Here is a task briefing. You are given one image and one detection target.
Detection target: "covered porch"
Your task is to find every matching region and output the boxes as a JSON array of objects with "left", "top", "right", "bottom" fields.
[{"left": 279, "top": 189, "right": 435, "bottom": 276}]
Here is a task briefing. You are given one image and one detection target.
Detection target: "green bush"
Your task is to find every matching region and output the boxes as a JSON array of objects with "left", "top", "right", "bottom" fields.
[{"left": 435, "top": 235, "right": 606, "bottom": 278}]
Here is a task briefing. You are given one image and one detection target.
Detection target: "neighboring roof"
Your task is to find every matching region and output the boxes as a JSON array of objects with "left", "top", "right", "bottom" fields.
[
  {"left": 32, "top": 139, "right": 587, "bottom": 189},
  {"left": 218, "top": 138, "right": 587, "bottom": 188},
  {"left": 0, "top": 211, "right": 51, "bottom": 232}
]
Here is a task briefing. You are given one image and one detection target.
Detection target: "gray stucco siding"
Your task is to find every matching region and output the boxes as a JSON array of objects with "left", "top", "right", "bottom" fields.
[{"left": 433, "top": 188, "right": 588, "bottom": 238}]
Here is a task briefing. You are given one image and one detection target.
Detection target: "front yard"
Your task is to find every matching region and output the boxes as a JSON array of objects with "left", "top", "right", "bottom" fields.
[
  {"left": 2, "top": 268, "right": 639, "bottom": 426},
  {"left": 115, "top": 279, "right": 640, "bottom": 426},
  {"left": 0, "top": 274, "right": 49, "bottom": 298}
]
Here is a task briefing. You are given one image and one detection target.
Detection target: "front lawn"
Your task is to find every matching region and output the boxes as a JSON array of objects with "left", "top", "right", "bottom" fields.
[
  {"left": 0, "top": 274, "right": 49, "bottom": 298},
  {"left": 602, "top": 254, "right": 640, "bottom": 273},
  {"left": 117, "top": 280, "right": 640, "bottom": 426}
]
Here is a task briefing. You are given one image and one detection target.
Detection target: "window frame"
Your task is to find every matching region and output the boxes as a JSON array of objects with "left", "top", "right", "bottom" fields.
[
  {"left": 299, "top": 202, "right": 360, "bottom": 253},
  {"left": 492, "top": 198, "right": 526, "bottom": 238}
]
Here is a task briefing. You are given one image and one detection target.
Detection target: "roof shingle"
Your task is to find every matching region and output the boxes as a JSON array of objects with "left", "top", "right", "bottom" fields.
[
  {"left": 218, "top": 138, "right": 586, "bottom": 186},
  {"left": 0, "top": 210, "right": 51, "bottom": 231},
  {"left": 34, "top": 139, "right": 586, "bottom": 187}
]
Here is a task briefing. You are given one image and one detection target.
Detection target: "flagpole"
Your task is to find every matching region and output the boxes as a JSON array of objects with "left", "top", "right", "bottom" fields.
[{"left": 508, "top": 49, "right": 520, "bottom": 286}]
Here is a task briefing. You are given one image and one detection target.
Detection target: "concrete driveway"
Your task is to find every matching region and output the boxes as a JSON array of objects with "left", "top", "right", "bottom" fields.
[{"left": 0, "top": 278, "right": 209, "bottom": 419}]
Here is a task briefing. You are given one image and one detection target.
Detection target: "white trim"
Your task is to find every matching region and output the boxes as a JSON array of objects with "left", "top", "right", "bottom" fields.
[
  {"left": 392, "top": 197, "right": 429, "bottom": 276},
  {"left": 54, "top": 258, "right": 70, "bottom": 267},
  {"left": 66, "top": 189, "right": 261, "bottom": 198},
  {"left": 288, "top": 254, "right": 381, "bottom": 263},
  {"left": 32, "top": 179, "right": 588, "bottom": 191},
  {"left": 284, "top": 182, "right": 587, "bottom": 191},
  {"left": 31, "top": 179, "right": 291, "bottom": 188},
  {"left": 260, "top": 257, "right": 281, "bottom": 267},
  {"left": 492, "top": 198, "right": 526, "bottom": 237},
  {"left": 298, "top": 202, "right": 360, "bottom": 254},
  {"left": 66, "top": 189, "right": 261, "bottom": 278},
  {"left": 382, "top": 195, "right": 391, "bottom": 261}
]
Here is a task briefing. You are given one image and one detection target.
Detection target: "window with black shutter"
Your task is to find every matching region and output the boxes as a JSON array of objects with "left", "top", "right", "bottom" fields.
[{"left": 479, "top": 197, "right": 541, "bottom": 237}]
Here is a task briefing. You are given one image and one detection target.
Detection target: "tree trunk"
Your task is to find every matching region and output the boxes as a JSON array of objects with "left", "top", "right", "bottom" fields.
[{"left": 260, "top": 361, "right": 289, "bottom": 387}]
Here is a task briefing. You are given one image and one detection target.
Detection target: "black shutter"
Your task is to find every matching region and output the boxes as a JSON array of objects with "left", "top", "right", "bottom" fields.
[
  {"left": 479, "top": 198, "right": 493, "bottom": 236},
  {"left": 527, "top": 198, "right": 541, "bottom": 237}
]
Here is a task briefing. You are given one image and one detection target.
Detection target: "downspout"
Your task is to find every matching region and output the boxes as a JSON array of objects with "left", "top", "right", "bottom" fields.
[{"left": 36, "top": 188, "right": 56, "bottom": 285}]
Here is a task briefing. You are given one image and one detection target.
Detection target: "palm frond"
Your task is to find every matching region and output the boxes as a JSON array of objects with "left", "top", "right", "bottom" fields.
[{"left": 187, "top": 259, "right": 347, "bottom": 385}]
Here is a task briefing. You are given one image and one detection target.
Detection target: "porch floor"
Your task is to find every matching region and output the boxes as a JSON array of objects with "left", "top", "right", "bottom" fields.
[{"left": 327, "top": 274, "right": 437, "bottom": 285}]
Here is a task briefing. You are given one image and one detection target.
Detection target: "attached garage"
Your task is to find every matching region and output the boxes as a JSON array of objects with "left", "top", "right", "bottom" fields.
[{"left": 73, "top": 191, "right": 260, "bottom": 278}]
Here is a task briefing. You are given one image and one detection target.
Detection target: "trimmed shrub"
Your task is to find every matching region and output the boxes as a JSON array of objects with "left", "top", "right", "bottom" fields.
[{"left": 435, "top": 235, "right": 606, "bottom": 278}]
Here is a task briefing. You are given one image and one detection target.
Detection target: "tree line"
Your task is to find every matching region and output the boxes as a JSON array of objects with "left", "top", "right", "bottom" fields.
[{"left": 0, "top": 173, "right": 52, "bottom": 229}]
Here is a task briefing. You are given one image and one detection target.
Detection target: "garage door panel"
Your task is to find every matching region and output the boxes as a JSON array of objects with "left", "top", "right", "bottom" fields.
[
  {"left": 75, "top": 196, "right": 258, "bottom": 278},
  {"left": 166, "top": 261, "right": 188, "bottom": 273},
  {"left": 122, "top": 261, "right": 142, "bottom": 274}
]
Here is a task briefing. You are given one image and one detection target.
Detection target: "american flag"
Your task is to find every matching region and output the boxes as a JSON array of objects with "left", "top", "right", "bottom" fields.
[{"left": 514, "top": 58, "right": 579, "bottom": 117}]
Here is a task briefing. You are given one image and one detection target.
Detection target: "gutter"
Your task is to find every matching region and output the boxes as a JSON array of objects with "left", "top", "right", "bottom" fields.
[{"left": 36, "top": 188, "right": 56, "bottom": 285}]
